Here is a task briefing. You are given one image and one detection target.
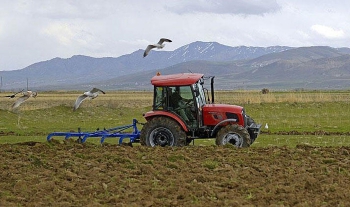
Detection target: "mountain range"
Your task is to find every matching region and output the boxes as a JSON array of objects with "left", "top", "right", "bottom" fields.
[{"left": 1, "top": 41, "right": 350, "bottom": 91}]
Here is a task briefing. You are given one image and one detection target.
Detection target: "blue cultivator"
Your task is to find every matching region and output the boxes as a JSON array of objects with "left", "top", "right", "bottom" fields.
[{"left": 47, "top": 119, "right": 141, "bottom": 145}]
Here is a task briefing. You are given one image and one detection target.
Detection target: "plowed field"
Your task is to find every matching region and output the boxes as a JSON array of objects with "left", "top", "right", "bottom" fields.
[{"left": 1, "top": 140, "right": 350, "bottom": 206}]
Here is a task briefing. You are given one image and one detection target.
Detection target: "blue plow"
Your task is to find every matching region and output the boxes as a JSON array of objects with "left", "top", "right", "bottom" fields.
[{"left": 47, "top": 119, "right": 141, "bottom": 145}]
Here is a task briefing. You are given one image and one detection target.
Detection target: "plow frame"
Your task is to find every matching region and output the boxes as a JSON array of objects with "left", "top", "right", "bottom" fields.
[{"left": 47, "top": 119, "right": 141, "bottom": 145}]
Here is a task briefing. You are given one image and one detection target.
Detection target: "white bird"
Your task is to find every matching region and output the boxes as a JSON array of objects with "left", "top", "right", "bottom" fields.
[
  {"left": 143, "top": 38, "right": 172, "bottom": 57},
  {"left": 265, "top": 123, "right": 269, "bottom": 129},
  {"left": 73, "top": 88, "right": 105, "bottom": 111},
  {"left": 12, "top": 90, "right": 38, "bottom": 109}
]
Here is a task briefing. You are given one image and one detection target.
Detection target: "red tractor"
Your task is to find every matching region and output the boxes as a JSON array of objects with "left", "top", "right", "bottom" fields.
[{"left": 140, "top": 73, "right": 261, "bottom": 147}]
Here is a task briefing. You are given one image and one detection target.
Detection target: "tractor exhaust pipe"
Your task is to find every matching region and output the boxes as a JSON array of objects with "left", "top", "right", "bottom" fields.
[{"left": 211, "top": 76, "right": 215, "bottom": 104}]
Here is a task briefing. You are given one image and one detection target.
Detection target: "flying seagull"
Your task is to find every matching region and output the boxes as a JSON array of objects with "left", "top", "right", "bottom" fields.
[
  {"left": 143, "top": 38, "right": 172, "bottom": 57},
  {"left": 73, "top": 88, "right": 105, "bottom": 111},
  {"left": 5, "top": 89, "right": 24, "bottom": 98},
  {"left": 12, "top": 90, "right": 38, "bottom": 109}
]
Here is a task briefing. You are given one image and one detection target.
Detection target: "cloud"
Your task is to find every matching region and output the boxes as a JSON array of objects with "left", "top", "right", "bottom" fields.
[
  {"left": 43, "top": 23, "right": 76, "bottom": 45},
  {"left": 311, "top": 25, "right": 345, "bottom": 39},
  {"left": 1, "top": 0, "right": 350, "bottom": 71},
  {"left": 42, "top": 22, "right": 101, "bottom": 49},
  {"left": 12, "top": 0, "right": 113, "bottom": 20},
  {"left": 166, "top": 0, "right": 281, "bottom": 15}
]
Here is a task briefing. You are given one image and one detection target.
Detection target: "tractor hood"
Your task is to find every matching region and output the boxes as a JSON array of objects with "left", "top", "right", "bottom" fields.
[
  {"left": 203, "top": 104, "right": 243, "bottom": 113},
  {"left": 202, "top": 104, "right": 245, "bottom": 126}
]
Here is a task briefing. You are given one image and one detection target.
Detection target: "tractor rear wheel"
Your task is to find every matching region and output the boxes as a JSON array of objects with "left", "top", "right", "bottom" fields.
[
  {"left": 140, "top": 117, "right": 186, "bottom": 147},
  {"left": 216, "top": 124, "right": 251, "bottom": 147}
]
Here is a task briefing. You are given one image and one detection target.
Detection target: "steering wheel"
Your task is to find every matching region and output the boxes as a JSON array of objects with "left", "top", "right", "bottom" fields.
[
  {"left": 184, "top": 99, "right": 193, "bottom": 106},
  {"left": 173, "top": 99, "right": 192, "bottom": 111}
]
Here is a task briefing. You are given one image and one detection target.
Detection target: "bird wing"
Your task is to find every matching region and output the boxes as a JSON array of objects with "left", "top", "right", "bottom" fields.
[
  {"left": 12, "top": 95, "right": 30, "bottom": 109},
  {"left": 143, "top": 45, "right": 156, "bottom": 57},
  {"left": 90, "top": 88, "right": 105, "bottom": 94},
  {"left": 73, "top": 94, "right": 88, "bottom": 111},
  {"left": 158, "top": 38, "right": 172, "bottom": 44},
  {"left": 15, "top": 89, "right": 24, "bottom": 95},
  {"left": 5, "top": 89, "right": 24, "bottom": 98}
]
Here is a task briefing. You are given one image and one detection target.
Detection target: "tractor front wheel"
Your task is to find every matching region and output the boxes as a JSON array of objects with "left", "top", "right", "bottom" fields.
[
  {"left": 216, "top": 124, "right": 251, "bottom": 147},
  {"left": 140, "top": 117, "right": 186, "bottom": 147}
]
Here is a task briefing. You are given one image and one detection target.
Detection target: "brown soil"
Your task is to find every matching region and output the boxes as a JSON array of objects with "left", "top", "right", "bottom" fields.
[{"left": 1, "top": 140, "right": 350, "bottom": 206}]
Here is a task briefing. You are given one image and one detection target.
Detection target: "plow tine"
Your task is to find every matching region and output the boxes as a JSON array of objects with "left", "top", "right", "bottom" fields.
[
  {"left": 82, "top": 134, "right": 90, "bottom": 143},
  {"left": 119, "top": 135, "right": 126, "bottom": 145},
  {"left": 47, "top": 134, "right": 54, "bottom": 142},
  {"left": 101, "top": 135, "right": 107, "bottom": 144}
]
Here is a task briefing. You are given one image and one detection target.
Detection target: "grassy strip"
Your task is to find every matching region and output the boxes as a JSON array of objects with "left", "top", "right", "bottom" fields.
[{"left": 1, "top": 90, "right": 350, "bottom": 147}]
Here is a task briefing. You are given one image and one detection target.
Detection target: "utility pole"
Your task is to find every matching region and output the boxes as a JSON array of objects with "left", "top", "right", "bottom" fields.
[{"left": 26, "top": 78, "right": 29, "bottom": 90}]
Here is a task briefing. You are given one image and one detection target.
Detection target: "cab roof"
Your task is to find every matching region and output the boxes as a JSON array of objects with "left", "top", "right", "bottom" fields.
[{"left": 151, "top": 73, "right": 204, "bottom": 86}]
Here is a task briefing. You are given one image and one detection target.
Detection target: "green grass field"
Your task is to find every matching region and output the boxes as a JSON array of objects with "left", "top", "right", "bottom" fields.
[{"left": 1, "top": 90, "right": 350, "bottom": 147}]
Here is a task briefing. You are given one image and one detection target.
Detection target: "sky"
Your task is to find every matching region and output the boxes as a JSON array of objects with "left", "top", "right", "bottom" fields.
[{"left": 0, "top": 0, "right": 349, "bottom": 71}]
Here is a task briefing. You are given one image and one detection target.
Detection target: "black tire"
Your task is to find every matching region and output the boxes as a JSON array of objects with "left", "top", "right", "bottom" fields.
[
  {"left": 140, "top": 116, "right": 186, "bottom": 147},
  {"left": 215, "top": 124, "right": 251, "bottom": 147}
]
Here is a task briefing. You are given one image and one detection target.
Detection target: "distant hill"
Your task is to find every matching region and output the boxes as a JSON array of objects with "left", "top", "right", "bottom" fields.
[
  {"left": 92, "top": 46, "right": 350, "bottom": 90},
  {"left": 1, "top": 42, "right": 350, "bottom": 91},
  {"left": 0, "top": 42, "right": 291, "bottom": 90}
]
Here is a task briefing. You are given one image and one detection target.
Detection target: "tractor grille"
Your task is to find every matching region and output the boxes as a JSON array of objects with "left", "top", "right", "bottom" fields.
[
  {"left": 242, "top": 109, "right": 247, "bottom": 127},
  {"left": 225, "top": 112, "right": 239, "bottom": 122}
]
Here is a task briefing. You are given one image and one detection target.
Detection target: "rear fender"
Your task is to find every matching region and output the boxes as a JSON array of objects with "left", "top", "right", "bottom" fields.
[{"left": 144, "top": 111, "right": 189, "bottom": 132}]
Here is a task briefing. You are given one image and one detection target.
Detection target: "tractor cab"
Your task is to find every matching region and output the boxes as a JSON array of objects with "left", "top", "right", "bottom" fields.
[{"left": 151, "top": 73, "right": 207, "bottom": 129}]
